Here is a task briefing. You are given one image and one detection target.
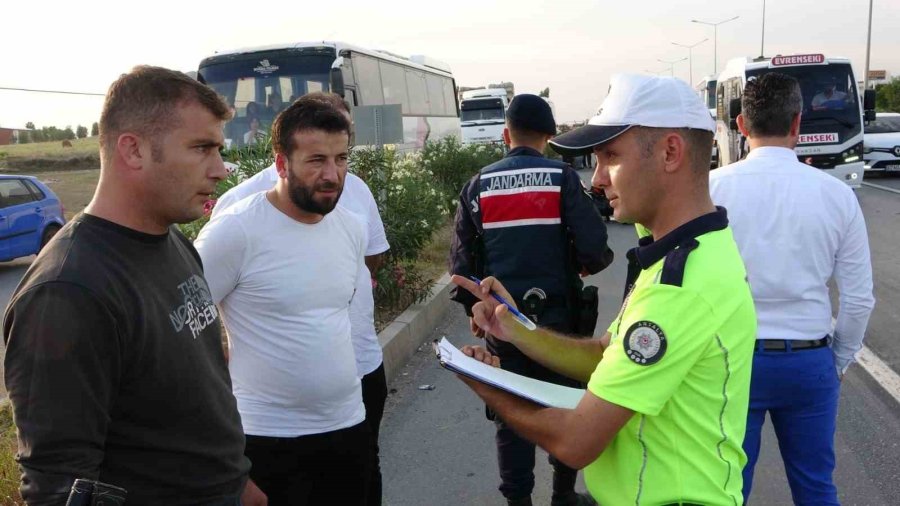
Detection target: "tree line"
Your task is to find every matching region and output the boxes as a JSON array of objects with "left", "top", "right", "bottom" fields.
[
  {"left": 16, "top": 121, "right": 99, "bottom": 144},
  {"left": 875, "top": 78, "right": 900, "bottom": 113}
]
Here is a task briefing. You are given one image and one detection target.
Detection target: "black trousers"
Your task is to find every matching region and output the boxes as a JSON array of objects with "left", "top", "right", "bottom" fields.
[
  {"left": 244, "top": 421, "right": 372, "bottom": 506},
  {"left": 487, "top": 311, "right": 584, "bottom": 500},
  {"left": 362, "top": 363, "right": 388, "bottom": 506}
]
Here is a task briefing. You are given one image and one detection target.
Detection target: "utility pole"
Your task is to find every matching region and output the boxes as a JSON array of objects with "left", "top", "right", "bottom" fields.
[
  {"left": 760, "top": 0, "right": 767, "bottom": 58},
  {"left": 864, "top": 0, "right": 874, "bottom": 90}
]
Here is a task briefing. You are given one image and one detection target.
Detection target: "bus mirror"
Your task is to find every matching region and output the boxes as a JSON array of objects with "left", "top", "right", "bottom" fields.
[
  {"left": 729, "top": 98, "right": 741, "bottom": 121},
  {"left": 330, "top": 66, "right": 345, "bottom": 98},
  {"left": 865, "top": 109, "right": 877, "bottom": 123},
  {"left": 864, "top": 89, "right": 876, "bottom": 111}
]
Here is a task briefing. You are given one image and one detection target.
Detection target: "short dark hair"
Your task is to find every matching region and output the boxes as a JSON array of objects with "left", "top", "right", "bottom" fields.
[
  {"left": 100, "top": 65, "right": 231, "bottom": 163},
  {"left": 301, "top": 91, "right": 351, "bottom": 114},
  {"left": 271, "top": 95, "right": 351, "bottom": 156},
  {"left": 634, "top": 127, "right": 714, "bottom": 173},
  {"left": 741, "top": 73, "right": 802, "bottom": 137},
  {"left": 507, "top": 124, "right": 549, "bottom": 146}
]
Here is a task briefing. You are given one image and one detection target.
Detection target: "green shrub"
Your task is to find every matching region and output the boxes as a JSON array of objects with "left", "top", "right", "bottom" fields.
[
  {"left": 420, "top": 137, "right": 505, "bottom": 199},
  {"left": 350, "top": 147, "right": 450, "bottom": 310}
]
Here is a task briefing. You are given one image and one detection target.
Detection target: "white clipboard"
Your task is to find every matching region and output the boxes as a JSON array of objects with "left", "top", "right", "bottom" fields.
[{"left": 433, "top": 337, "right": 585, "bottom": 410}]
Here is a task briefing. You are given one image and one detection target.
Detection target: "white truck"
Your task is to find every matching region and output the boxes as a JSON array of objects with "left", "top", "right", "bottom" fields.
[
  {"left": 460, "top": 88, "right": 509, "bottom": 145},
  {"left": 714, "top": 54, "right": 876, "bottom": 188}
]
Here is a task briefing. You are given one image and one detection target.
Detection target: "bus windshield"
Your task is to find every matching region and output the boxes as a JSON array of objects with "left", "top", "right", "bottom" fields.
[
  {"left": 198, "top": 51, "right": 335, "bottom": 147},
  {"left": 747, "top": 63, "right": 859, "bottom": 128}
]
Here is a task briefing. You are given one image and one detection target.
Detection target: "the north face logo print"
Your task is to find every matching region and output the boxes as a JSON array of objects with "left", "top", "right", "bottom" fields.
[{"left": 169, "top": 274, "right": 219, "bottom": 339}]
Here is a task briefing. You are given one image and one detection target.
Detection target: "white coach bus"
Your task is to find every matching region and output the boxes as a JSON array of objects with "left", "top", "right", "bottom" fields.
[
  {"left": 197, "top": 41, "right": 461, "bottom": 149},
  {"left": 714, "top": 54, "right": 876, "bottom": 188}
]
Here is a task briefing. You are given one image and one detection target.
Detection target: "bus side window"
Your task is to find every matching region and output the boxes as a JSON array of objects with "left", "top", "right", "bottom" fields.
[
  {"left": 353, "top": 55, "right": 384, "bottom": 106},
  {"left": 425, "top": 73, "right": 446, "bottom": 117},
  {"left": 405, "top": 70, "right": 429, "bottom": 115},
  {"left": 442, "top": 78, "right": 458, "bottom": 116},
  {"left": 380, "top": 61, "right": 410, "bottom": 113}
]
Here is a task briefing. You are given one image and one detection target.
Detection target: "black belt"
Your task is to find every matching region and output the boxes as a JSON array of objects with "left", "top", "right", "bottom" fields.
[{"left": 755, "top": 337, "right": 828, "bottom": 352}]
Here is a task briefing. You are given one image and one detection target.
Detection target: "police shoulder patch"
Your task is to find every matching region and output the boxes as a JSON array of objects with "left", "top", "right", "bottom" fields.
[{"left": 623, "top": 320, "right": 667, "bottom": 365}]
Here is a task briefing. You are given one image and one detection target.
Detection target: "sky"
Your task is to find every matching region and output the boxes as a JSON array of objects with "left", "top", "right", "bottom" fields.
[{"left": 2, "top": 0, "right": 899, "bottom": 129}]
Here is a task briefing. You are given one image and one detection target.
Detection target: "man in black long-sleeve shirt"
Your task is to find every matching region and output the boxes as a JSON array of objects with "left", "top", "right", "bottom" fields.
[{"left": 3, "top": 66, "right": 255, "bottom": 505}]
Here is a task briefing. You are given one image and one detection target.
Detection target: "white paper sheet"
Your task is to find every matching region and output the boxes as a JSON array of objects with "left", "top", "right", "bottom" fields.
[{"left": 433, "top": 337, "right": 585, "bottom": 410}]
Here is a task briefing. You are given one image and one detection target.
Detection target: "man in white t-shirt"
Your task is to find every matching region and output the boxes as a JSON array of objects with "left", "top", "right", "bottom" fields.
[
  {"left": 196, "top": 96, "right": 371, "bottom": 505},
  {"left": 213, "top": 92, "right": 391, "bottom": 505}
]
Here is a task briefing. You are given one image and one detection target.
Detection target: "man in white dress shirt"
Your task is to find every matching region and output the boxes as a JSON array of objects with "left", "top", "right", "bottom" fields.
[
  {"left": 212, "top": 92, "right": 390, "bottom": 505},
  {"left": 709, "top": 73, "right": 875, "bottom": 505},
  {"left": 196, "top": 96, "right": 371, "bottom": 505}
]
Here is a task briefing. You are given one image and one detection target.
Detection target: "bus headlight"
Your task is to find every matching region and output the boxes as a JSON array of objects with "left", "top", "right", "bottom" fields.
[{"left": 841, "top": 142, "right": 863, "bottom": 164}]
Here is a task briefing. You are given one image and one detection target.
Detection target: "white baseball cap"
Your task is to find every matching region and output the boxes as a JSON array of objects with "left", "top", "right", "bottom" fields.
[{"left": 551, "top": 73, "right": 716, "bottom": 156}]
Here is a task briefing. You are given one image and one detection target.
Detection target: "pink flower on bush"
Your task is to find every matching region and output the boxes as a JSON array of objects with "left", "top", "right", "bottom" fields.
[{"left": 393, "top": 265, "right": 406, "bottom": 288}]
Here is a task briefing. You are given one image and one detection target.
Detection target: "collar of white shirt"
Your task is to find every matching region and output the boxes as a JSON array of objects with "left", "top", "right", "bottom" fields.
[{"left": 745, "top": 145, "right": 797, "bottom": 162}]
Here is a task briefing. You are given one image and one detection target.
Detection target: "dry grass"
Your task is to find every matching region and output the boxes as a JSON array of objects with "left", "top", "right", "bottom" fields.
[
  {"left": 35, "top": 170, "right": 99, "bottom": 220},
  {"left": 0, "top": 138, "right": 100, "bottom": 173},
  {"left": 0, "top": 405, "right": 22, "bottom": 505},
  {"left": 0, "top": 138, "right": 99, "bottom": 159},
  {"left": 415, "top": 220, "right": 452, "bottom": 283}
]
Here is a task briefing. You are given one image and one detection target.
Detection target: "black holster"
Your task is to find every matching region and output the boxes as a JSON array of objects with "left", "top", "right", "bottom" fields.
[
  {"left": 575, "top": 285, "right": 599, "bottom": 337},
  {"left": 65, "top": 479, "right": 127, "bottom": 506}
]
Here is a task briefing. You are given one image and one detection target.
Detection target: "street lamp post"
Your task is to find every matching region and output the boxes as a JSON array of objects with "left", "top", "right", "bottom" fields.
[
  {"left": 672, "top": 38, "right": 708, "bottom": 85},
  {"left": 864, "top": 0, "right": 874, "bottom": 90},
  {"left": 691, "top": 15, "right": 740, "bottom": 75},
  {"left": 657, "top": 57, "right": 688, "bottom": 78},
  {"left": 760, "top": 0, "right": 767, "bottom": 58}
]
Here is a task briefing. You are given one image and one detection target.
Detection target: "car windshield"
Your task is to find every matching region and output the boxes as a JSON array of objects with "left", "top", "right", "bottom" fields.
[{"left": 866, "top": 116, "right": 900, "bottom": 134}]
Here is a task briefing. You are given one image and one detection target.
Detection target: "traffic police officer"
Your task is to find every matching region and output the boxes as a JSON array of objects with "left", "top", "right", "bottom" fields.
[
  {"left": 451, "top": 74, "right": 757, "bottom": 506},
  {"left": 450, "top": 94, "right": 612, "bottom": 506}
]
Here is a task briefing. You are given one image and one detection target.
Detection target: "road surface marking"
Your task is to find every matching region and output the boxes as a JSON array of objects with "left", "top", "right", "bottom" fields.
[
  {"left": 856, "top": 346, "right": 900, "bottom": 406},
  {"left": 862, "top": 181, "right": 900, "bottom": 195}
]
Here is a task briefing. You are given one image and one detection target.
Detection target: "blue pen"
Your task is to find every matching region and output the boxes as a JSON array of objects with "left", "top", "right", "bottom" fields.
[{"left": 468, "top": 276, "right": 537, "bottom": 331}]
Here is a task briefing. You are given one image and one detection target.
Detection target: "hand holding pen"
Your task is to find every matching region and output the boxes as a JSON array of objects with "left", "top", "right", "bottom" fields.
[{"left": 450, "top": 275, "right": 537, "bottom": 344}]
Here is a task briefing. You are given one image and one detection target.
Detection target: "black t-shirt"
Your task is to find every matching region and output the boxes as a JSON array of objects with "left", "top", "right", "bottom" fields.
[{"left": 3, "top": 214, "right": 250, "bottom": 505}]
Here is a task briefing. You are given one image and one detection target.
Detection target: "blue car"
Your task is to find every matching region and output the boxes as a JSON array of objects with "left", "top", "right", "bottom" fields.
[{"left": 0, "top": 175, "right": 66, "bottom": 261}]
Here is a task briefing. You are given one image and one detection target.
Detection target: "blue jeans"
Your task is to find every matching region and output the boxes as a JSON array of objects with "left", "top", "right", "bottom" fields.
[{"left": 742, "top": 344, "right": 841, "bottom": 505}]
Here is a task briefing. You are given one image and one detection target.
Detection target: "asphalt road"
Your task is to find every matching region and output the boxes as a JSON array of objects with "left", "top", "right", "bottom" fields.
[{"left": 381, "top": 171, "right": 900, "bottom": 505}]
